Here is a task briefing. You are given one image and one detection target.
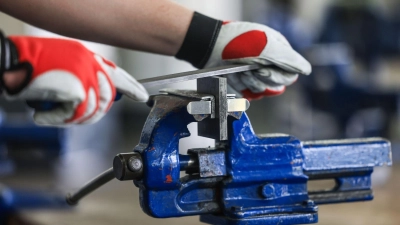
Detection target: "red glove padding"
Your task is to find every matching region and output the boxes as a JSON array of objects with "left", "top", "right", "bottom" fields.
[
  {"left": 204, "top": 21, "right": 311, "bottom": 100},
  {"left": 6, "top": 37, "right": 148, "bottom": 126}
]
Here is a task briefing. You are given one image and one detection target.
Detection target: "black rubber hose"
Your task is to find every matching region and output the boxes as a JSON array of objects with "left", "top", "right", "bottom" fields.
[{"left": 66, "top": 167, "right": 115, "bottom": 205}]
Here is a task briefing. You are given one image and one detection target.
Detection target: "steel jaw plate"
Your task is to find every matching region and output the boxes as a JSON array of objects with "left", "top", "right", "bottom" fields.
[
  {"left": 196, "top": 77, "right": 251, "bottom": 140},
  {"left": 187, "top": 98, "right": 249, "bottom": 116},
  {"left": 160, "top": 77, "right": 250, "bottom": 141}
]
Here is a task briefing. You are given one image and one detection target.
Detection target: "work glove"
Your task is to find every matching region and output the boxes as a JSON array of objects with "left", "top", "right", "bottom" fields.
[
  {"left": 176, "top": 12, "right": 311, "bottom": 100},
  {"left": 0, "top": 33, "right": 148, "bottom": 126}
]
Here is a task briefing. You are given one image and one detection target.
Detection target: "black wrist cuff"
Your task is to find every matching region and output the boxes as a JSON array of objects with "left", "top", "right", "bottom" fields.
[
  {"left": 0, "top": 31, "right": 31, "bottom": 95},
  {"left": 0, "top": 31, "right": 8, "bottom": 78},
  {"left": 175, "top": 12, "right": 222, "bottom": 69}
]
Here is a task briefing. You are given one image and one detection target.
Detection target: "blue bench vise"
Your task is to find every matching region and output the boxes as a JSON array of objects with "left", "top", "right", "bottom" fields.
[{"left": 109, "top": 76, "right": 392, "bottom": 225}]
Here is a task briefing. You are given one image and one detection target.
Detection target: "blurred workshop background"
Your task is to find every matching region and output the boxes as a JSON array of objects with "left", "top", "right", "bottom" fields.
[{"left": 0, "top": 0, "right": 400, "bottom": 224}]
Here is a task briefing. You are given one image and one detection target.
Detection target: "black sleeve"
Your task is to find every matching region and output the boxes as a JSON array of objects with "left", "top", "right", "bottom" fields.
[{"left": 175, "top": 12, "right": 222, "bottom": 69}]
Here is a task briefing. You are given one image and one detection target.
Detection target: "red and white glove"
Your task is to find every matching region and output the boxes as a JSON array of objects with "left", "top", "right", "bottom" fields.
[
  {"left": 176, "top": 13, "right": 311, "bottom": 100},
  {"left": 2, "top": 36, "right": 148, "bottom": 126}
]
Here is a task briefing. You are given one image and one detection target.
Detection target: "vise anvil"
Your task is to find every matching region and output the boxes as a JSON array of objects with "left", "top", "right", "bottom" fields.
[{"left": 66, "top": 66, "right": 392, "bottom": 225}]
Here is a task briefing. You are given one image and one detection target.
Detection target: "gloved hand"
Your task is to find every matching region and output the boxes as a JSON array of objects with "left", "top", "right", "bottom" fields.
[
  {"left": 176, "top": 12, "right": 311, "bottom": 100},
  {"left": 0, "top": 33, "right": 148, "bottom": 126}
]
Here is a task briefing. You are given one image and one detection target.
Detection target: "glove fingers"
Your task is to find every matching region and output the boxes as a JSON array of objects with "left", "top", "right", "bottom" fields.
[
  {"left": 218, "top": 28, "right": 311, "bottom": 75},
  {"left": 226, "top": 73, "right": 246, "bottom": 91},
  {"left": 225, "top": 71, "right": 289, "bottom": 97},
  {"left": 226, "top": 50, "right": 310, "bottom": 76},
  {"left": 33, "top": 71, "right": 114, "bottom": 126},
  {"left": 273, "top": 30, "right": 291, "bottom": 47},
  {"left": 78, "top": 71, "right": 114, "bottom": 124},
  {"left": 226, "top": 73, "right": 284, "bottom": 100},
  {"left": 5, "top": 70, "right": 86, "bottom": 102},
  {"left": 241, "top": 86, "right": 285, "bottom": 100},
  {"left": 33, "top": 102, "right": 76, "bottom": 126},
  {"left": 111, "top": 67, "right": 149, "bottom": 102},
  {"left": 93, "top": 55, "right": 115, "bottom": 75},
  {"left": 240, "top": 73, "right": 285, "bottom": 93},
  {"left": 251, "top": 67, "right": 298, "bottom": 87},
  {"left": 226, "top": 73, "right": 246, "bottom": 97},
  {"left": 15, "top": 70, "right": 94, "bottom": 126},
  {"left": 215, "top": 22, "right": 311, "bottom": 75},
  {"left": 94, "top": 55, "right": 149, "bottom": 102},
  {"left": 262, "top": 37, "right": 312, "bottom": 75}
]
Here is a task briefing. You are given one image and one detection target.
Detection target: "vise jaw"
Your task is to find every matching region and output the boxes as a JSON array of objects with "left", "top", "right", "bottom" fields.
[{"left": 113, "top": 77, "right": 392, "bottom": 225}]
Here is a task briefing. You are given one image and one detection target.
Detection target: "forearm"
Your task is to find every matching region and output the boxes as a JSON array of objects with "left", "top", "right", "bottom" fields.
[{"left": 0, "top": 0, "right": 193, "bottom": 55}]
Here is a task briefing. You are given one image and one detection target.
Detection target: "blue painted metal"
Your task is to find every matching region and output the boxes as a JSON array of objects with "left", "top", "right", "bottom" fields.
[
  {"left": 133, "top": 94, "right": 392, "bottom": 225},
  {"left": 188, "top": 148, "right": 226, "bottom": 177}
]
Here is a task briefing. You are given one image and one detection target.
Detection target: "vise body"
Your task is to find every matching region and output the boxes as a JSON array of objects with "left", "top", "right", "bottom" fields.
[{"left": 111, "top": 77, "right": 392, "bottom": 225}]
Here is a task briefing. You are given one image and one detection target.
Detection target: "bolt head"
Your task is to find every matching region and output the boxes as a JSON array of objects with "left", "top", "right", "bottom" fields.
[
  {"left": 261, "top": 184, "right": 275, "bottom": 199},
  {"left": 303, "top": 200, "right": 315, "bottom": 207},
  {"left": 128, "top": 156, "right": 143, "bottom": 172}
]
